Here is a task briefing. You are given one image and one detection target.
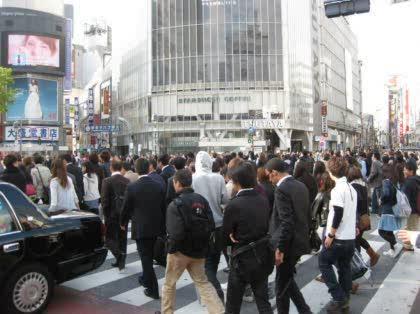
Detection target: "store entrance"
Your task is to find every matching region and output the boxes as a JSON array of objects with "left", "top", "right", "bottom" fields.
[{"left": 265, "top": 129, "right": 280, "bottom": 153}]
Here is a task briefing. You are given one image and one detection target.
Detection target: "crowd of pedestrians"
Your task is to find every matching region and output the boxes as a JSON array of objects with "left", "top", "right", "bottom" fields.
[{"left": 0, "top": 147, "right": 419, "bottom": 314}]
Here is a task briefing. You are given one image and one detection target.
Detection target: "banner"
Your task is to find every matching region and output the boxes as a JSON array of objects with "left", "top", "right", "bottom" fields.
[
  {"left": 64, "top": 18, "right": 73, "bottom": 91},
  {"left": 88, "top": 88, "right": 94, "bottom": 127},
  {"left": 64, "top": 98, "right": 70, "bottom": 125},
  {"left": 321, "top": 100, "right": 328, "bottom": 137},
  {"left": 74, "top": 97, "right": 79, "bottom": 131},
  {"left": 5, "top": 126, "right": 59, "bottom": 141}
]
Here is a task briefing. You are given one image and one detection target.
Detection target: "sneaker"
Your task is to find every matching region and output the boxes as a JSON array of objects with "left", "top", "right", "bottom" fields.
[
  {"left": 393, "top": 243, "right": 403, "bottom": 257},
  {"left": 243, "top": 287, "right": 254, "bottom": 303},
  {"left": 383, "top": 249, "right": 395, "bottom": 257},
  {"left": 326, "top": 299, "right": 349, "bottom": 313}
]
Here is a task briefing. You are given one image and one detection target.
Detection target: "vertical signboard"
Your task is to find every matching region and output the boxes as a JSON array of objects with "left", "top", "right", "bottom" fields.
[
  {"left": 88, "top": 88, "right": 94, "bottom": 127},
  {"left": 64, "top": 98, "right": 70, "bottom": 125},
  {"left": 74, "top": 97, "right": 79, "bottom": 131},
  {"left": 64, "top": 18, "right": 73, "bottom": 92},
  {"left": 321, "top": 101, "right": 328, "bottom": 137}
]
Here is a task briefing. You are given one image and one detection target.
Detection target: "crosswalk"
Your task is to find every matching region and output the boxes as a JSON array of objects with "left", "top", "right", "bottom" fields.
[{"left": 60, "top": 228, "right": 420, "bottom": 313}]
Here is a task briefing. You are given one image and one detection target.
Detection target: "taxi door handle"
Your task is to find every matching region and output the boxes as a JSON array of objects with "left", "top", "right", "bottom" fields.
[{"left": 3, "top": 242, "right": 20, "bottom": 253}]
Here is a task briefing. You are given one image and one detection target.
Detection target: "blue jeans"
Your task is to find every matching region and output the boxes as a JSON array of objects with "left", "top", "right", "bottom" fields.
[
  {"left": 318, "top": 239, "right": 355, "bottom": 302},
  {"left": 84, "top": 199, "right": 99, "bottom": 215}
]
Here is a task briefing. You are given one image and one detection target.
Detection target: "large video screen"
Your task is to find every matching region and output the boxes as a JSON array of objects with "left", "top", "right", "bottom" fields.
[
  {"left": 6, "top": 77, "right": 58, "bottom": 122},
  {"left": 8, "top": 34, "right": 60, "bottom": 68}
]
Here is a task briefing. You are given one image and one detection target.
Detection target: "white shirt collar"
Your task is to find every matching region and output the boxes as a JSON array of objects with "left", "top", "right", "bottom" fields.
[
  {"left": 111, "top": 172, "right": 121, "bottom": 176},
  {"left": 139, "top": 174, "right": 148, "bottom": 179},
  {"left": 237, "top": 188, "right": 254, "bottom": 195},
  {"left": 277, "top": 175, "right": 292, "bottom": 187}
]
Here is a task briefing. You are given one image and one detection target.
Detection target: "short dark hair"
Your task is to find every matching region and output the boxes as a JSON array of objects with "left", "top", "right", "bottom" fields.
[
  {"left": 136, "top": 158, "right": 150, "bottom": 175},
  {"left": 173, "top": 156, "right": 186, "bottom": 170},
  {"left": 33, "top": 154, "right": 44, "bottom": 165},
  {"left": 61, "top": 154, "right": 72, "bottom": 163},
  {"left": 405, "top": 160, "right": 418, "bottom": 173},
  {"left": 89, "top": 153, "right": 99, "bottom": 164},
  {"left": 382, "top": 155, "right": 390, "bottom": 164},
  {"left": 265, "top": 158, "right": 289, "bottom": 174},
  {"left": 149, "top": 159, "right": 158, "bottom": 170},
  {"left": 100, "top": 151, "right": 111, "bottom": 163},
  {"left": 373, "top": 151, "right": 381, "bottom": 161},
  {"left": 111, "top": 160, "right": 122, "bottom": 172},
  {"left": 327, "top": 156, "right": 349, "bottom": 178},
  {"left": 173, "top": 169, "right": 192, "bottom": 187},
  {"left": 347, "top": 165, "right": 363, "bottom": 182},
  {"left": 158, "top": 154, "right": 170, "bottom": 166},
  {"left": 122, "top": 162, "right": 132, "bottom": 172},
  {"left": 3, "top": 154, "right": 18, "bottom": 168},
  {"left": 231, "top": 162, "right": 257, "bottom": 188}
]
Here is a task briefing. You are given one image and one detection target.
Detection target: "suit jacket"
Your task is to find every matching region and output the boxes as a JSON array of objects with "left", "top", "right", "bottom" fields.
[
  {"left": 101, "top": 174, "right": 130, "bottom": 221},
  {"left": 149, "top": 171, "right": 166, "bottom": 193},
  {"left": 67, "top": 163, "right": 84, "bottom": 202},
  {"left": 270, "top": 177, "right": 311, "bottom": 259},
  {"left": 120, "top": 176, "right": 165, "bottom": 239},
  {"left": 166, "top": 176, "right": 177, "bottom": 206},
  {"left": 0, "top": 167, "right": 26, "bottom": 192},
  {"left": 160, "top": 165, "right": 175, "bottom": 185}
]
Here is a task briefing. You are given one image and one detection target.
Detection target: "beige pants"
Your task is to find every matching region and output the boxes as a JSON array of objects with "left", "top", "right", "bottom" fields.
[
  {"left": 404, "top": 214, "right": 420, "bottom": 249},
  {"left": 162, "top": 252, "right": 225, "bottom": 314}
]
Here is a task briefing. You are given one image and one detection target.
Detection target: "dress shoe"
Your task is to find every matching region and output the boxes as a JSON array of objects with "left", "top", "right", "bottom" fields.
[
  {"left": 118, "top": 253, "right": 126, "bottom": 271},
  {"left": 144, "top": 288, "right": 159, "bottom": 300},
  {"left": 326, "top": 299, "right": 349, "bottom": 314}
]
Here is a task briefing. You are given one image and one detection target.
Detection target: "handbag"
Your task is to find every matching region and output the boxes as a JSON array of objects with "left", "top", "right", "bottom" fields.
[
  {"left": 36, "top": 167, "right": 50, "bottom": 203},
  {"left": 25, "top": 183, "right": 36, "bottom": 196},
  {"left": 351, "top": 249, "right": 369, "bottom": 280},
  {"left": 358, "top": 214, "right": 371, "bottom": 231}
]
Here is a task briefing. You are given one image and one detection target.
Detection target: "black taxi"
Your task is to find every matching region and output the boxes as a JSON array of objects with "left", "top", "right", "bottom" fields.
[{"left": 0, "top": 182, "right": 107, "bottom": 314}]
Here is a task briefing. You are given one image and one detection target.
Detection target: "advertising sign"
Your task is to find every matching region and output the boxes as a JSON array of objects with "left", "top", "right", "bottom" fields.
[
  {"left": 64, "top": 98, "right": 70, "bottom": 125},
  {"left": 5, "top": 126, "right": 59, "bottom": 141},
  {"left": 8, "top": 34, "right": 60, "bottom": 68},
  {"left": 84, "top": 125, "right": 121, "bottom": 133},
  {"left": 88, "top": 88, "right": 94, "bottom": 127},
  {"left": 321, "top": 101, "right": 328, "bottom": 137},
  {"left": 241, "top": 119, "right": 284, "bottom": 130},
  {"left": 64, "top": 19, "right": 73, "bottom": 91},
  {"left": 6, "top": 77, "right": 58, "bottom": 122},
  {"left": 100, "top": 82, "right": 111, "bottom": 119},
  {"left": 74, "top": 97, "right": 79, "bottom": 131}
]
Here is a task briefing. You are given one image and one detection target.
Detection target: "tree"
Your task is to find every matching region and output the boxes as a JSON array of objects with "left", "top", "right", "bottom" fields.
[{"left": 0, "top": 67, "right": 16, "bottom": 113}]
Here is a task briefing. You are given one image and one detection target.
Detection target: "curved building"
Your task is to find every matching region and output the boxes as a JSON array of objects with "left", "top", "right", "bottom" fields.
[{"left": 116, "top": 0, "right": 362, "bottom": 154}]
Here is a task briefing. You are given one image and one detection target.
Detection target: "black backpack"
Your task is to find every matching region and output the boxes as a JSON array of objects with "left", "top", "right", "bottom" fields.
[{"left": 174, "top": 194, "right": 215, "bottom": 252}]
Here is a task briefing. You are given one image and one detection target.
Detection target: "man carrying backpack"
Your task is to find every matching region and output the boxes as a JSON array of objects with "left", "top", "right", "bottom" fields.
[
  {"left": 101, "top": 160, "right": 130, "bottom": 271},
  {"left": 162, "top": 169, "right": 224, "bottom": 314}
]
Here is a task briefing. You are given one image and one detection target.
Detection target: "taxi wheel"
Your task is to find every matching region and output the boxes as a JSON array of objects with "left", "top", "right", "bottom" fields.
[{"left": 2, "top": 263, "right": 54, "bottom": 314}]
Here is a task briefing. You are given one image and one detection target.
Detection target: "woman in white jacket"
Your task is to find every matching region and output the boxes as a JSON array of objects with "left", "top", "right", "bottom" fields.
[
  {"left": 82, "top": 161, "right": 100, "bottom": 214},
  {"left": 49, "top": 158, "right": 79, "bottom": 212}
]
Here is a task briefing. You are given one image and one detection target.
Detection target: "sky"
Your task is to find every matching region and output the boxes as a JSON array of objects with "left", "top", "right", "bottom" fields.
[{"left": 5, "top": 0, "right": 419, "bottom": 117}]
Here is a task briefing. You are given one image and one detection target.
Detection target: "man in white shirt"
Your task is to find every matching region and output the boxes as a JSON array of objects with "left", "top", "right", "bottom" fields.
[{"left": 319, "top": 156, "right": 357, "bottom": 314}]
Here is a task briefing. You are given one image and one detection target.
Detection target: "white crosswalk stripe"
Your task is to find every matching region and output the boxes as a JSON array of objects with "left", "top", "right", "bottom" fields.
[{"left": 59, "top": 234, "right": 420, "bottom": 313}]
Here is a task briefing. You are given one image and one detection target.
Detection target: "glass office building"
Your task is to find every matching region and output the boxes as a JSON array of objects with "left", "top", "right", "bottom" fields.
[{"left": 115, "top": 0, "right": 362, "bottom": 154}]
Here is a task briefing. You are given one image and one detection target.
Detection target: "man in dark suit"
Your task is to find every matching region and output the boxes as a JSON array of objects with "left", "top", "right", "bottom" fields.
[
  {"left": 101, "top": 160, "right": 130, "bottom": 271},
  {"left": 62, "top": 154, "right": 84, "bottom": 205},
  {"left": 166, "top": 156, "right": 186, "bottom": 206},
  {"left": 266, "top": 158, "right": 312, "bottom": 314},
  {"left": 148, "top": 158, "right": 166, "bottom": 193},
  {"left": 121, "top": 158, "right": 165, "bottom": 300},
  {"left": 159, "top": 154, "right": 175, "bottom": 185}
]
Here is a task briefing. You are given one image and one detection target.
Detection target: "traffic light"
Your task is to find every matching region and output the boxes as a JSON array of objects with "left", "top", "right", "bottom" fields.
[
  {"left": 324, "top": 0, "right": 370, "bottom": 18},
  {"left": 37, "top": 137, "right": 41, "bottom": 145}
]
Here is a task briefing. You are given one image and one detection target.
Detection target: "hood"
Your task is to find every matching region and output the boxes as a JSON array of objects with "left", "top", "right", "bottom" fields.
[
  {"left": 84, "top": 173, "right": 97, "bottom": 183},
  {"left": 195, "top": 151, "right": 213, "bottom": 174}
]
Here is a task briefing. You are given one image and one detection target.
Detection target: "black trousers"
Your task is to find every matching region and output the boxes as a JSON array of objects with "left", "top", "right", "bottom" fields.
[
  {"left": 105, "top": 220, "right": 127, "bottom": 259},
  {"left": 226, "top": 267, "right": 273, "bottom": 314},
  {"left": 275, "top": 256, "right": 311, "bottom": 314},
  {"left": 378, "top": 230, "right": 396, "bottom": 249},
  {"left": 136, "top": 238, "right": 159, "bottom": 295}
]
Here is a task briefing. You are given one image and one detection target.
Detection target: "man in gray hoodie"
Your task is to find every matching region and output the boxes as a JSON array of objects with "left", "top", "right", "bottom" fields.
[{"left": 192, "top": 151, "right": 229, "bottom": 301}]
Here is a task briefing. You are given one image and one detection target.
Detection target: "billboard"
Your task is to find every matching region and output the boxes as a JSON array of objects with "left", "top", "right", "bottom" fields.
[
  {"left": 6, "top": 77, "right": 58, "bottom": 122},
  {"left": 5, "top": 126, "right": 59, "bottom": 142},
  {"left": 8, "top": 34, "right": 60, "bottom": 68}
]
